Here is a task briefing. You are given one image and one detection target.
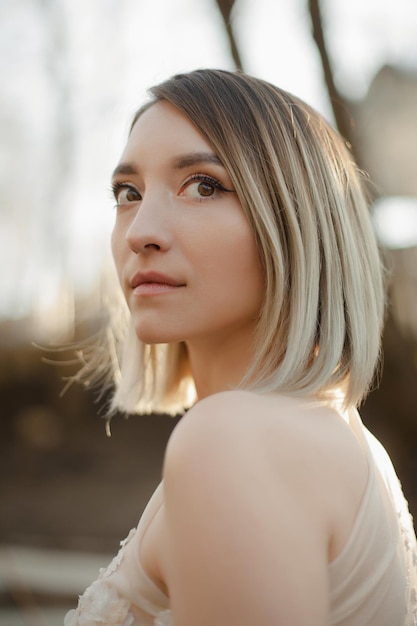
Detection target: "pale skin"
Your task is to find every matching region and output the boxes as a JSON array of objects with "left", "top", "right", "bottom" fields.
[{"left": 111, "top": 102, "right": 369, "bottom": 625}]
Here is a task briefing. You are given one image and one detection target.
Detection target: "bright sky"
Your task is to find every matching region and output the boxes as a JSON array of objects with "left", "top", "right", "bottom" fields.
[{"left": 1, "top": 0, "right": 417, "bottom": 324}]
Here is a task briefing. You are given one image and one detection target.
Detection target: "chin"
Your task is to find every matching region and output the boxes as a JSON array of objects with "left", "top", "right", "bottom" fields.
[{"left": 133, "top": 324, "right": 181, "bottom": 346}]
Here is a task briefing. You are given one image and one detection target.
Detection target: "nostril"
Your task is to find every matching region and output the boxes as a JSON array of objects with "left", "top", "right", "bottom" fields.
[{"left": 144, "top": 242, "right": 161, "bottom": 250}]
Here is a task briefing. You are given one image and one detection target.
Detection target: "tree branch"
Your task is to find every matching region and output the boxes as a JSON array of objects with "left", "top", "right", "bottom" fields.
[
  {"left": 308, "top": 0, "right": 354, "bottom": 148},
  {"left": 214, "top": 0, "right": 244, "bottom": 71}
]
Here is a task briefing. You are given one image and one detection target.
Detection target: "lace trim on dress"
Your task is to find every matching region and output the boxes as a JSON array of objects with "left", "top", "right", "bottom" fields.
[
  {"left": 64, "top": 579, "right": 135, "bottom": 626},
  {"left": 100, "top": 529, "right": 137, "bottom": 578},
  {"left": 398, "top": 506, "right": 417, "bottom": 625},
  {"left": 64, "top": 529, "right": 137, "bottom": 626},
  {"left": 153, "top": 610, "right": 172, "bottom": 626}
]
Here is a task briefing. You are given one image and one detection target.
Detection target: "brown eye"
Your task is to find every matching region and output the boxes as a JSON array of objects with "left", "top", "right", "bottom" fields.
[
  {"left": 197, "top": 182, "right": 215, "bottom": 197},
  {"left": 181, "top": 174, "right": 231, "bottom": 201},
  {"left": 125, "top": 188, "right": 140, "bottom": 202},
  {"left": 113, "top": 183, "right": 141, "bottom": 205}
]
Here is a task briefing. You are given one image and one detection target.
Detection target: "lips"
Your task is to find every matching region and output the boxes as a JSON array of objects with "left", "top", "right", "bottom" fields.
[{"left": 130, "top": 271, "right": 186, "bottom": 289}]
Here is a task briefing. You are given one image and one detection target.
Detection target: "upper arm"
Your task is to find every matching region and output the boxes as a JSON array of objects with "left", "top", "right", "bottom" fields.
[{"left": 159, "top": 392, "right": 329, "bottom": 626}]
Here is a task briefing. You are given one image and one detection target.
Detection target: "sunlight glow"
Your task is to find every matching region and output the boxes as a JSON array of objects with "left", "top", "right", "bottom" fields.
[{"left": 373, "top": 196, "right": 417, "bottom": 249}]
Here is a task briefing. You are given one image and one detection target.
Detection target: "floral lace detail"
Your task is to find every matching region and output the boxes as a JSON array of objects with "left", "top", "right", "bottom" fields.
[
  {"left": 64, "top": 580, "right": 135, "bottom": 626},
  {"left": 64, "top": 529, "right": 137, "bottom": 626},
  {"left": 154, "top": 610, "right": 172, "bottom": 626}
]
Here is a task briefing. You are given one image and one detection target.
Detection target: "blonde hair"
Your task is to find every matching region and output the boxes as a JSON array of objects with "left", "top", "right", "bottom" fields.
[{"left": 104, "top": 69, "right": 385, "bottom": 414}]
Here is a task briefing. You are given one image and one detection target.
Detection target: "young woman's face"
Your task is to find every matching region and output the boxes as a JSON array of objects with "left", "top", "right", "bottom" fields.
[{"left": 111, "top": 101, "right": 264, "bottom": 349}]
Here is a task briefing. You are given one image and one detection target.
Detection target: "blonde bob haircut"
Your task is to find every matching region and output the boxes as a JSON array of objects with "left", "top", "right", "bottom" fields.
[{"left": 105, "top": 69, "right": 384, "bottom": 415}]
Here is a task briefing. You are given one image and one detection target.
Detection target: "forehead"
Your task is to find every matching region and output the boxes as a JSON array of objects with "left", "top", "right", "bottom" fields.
[{"left": 124, "top": 101, "right": 212, "bottom": 159}]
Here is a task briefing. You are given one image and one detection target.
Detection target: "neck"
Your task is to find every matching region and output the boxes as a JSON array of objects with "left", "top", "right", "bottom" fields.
[{"left": 186, "top": 332, "right": 255, "bottom": 401}]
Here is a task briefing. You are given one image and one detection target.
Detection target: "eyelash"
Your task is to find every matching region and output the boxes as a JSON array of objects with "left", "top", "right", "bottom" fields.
[
  {"left": 184, "top": 173, "right": 233, "bottom": 195},
  {"left": 110, "top": 173, "right": 233, "bottom": 205},
  {"left": 111, "top": 181, "right": 140, "bottom": 205}
]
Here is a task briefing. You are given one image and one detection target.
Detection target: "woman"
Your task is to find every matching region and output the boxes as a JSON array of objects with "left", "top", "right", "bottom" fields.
[{"left": 65, "top": 69, "right": 417, "bottom": 625}]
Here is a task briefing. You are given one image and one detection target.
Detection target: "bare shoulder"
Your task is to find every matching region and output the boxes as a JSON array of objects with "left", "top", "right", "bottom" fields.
[
  {"left": 164, "top": 390, "right": 367, "bottom": 485},
  {"left": 164, "top": 390, "right": 275, "bottom": 468},
  {"left": 163, "top": 390, "right": 369, "bottom": 561},
  {"left": 159, "top": 391, "right": 367, "bottom": 624}
]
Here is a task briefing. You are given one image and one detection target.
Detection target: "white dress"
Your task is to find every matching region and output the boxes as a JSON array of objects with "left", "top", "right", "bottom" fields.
[{"left": 65, "top": 409, "right": 417, "bottom": 626}]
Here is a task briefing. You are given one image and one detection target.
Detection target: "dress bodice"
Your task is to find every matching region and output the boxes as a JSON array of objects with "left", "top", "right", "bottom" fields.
[{"left": 64, "top": 484, "right": 172, "bottom": 626}]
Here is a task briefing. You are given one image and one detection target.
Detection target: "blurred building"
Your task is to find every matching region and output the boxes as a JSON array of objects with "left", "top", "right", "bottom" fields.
[
  {"left": 355, "top": 65, "right": 417, "bottom": 339},
  {"left": 356, "top": 64, "right": 417, "bottom": 197}
]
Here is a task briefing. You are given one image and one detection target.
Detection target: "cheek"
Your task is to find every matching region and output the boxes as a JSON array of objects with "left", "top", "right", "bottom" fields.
[
  {"left": 201, "top": 220, "right": 264, "bottom": 301},
  {"left": 110, "top": 228, "right": 119, "bottom": 266},
  {"left": 110, "top": 226, "right": 126, "bottom": 281},
  {"left": 233, "top": 227, "right": 264, "bottom": 305}
]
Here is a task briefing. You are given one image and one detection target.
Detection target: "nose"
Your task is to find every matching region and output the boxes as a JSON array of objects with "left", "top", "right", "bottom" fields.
[{"left": 125, "top": 193, "right": 171, "bottom": 254}]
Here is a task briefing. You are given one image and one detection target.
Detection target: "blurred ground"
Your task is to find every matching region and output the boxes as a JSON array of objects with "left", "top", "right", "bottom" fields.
[
  {"left": 0, "top": 338, "right": 179, "bottom": 624},
  {"left": 1, "top": 399, "right": 178, "bottom": 552}
]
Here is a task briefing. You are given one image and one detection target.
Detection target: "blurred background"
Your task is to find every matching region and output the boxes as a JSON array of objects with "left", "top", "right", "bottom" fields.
[{"left": 1, "top": 0, "right": 417, "bottom": 623}]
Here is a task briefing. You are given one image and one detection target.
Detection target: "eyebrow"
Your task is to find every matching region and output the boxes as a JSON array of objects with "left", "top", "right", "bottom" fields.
[
  {"left": 172, "top": 152, "right": 224, "bottom": 169},
  {"left": 111, "top": 163, "right": 138, "bottom": 179},
  {"left": 111, "top": 152, "right": 224, "bottom": 181}
]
